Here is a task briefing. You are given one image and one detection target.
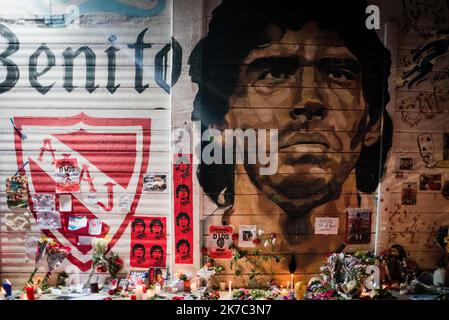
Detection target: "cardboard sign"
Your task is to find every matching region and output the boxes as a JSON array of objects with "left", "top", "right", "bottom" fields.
[
  {"left": 55, "top": 157, "right": 81, "bottom": 193},
  {"left": 208, "top": 226, "right": 233, "bottom": 259},
  {"left": 314, "top": 217, "right": 339, "bottom": 235}
]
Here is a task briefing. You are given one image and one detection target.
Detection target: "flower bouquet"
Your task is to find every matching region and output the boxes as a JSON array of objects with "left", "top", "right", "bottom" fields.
[
  {"left": 106, "top": 251, "right": 124, "bottom": 279},
  {"left": 23, "top": 235, "right": 71, "bottom": 291},
  {"left": 232, "top": 288, "right": 268, "bottom": 300},
  {"left": 85, "top": 238, "right": 109, "bottom": 288},
  {"left": 174, "top": 272, "right": 192, "bottom": 292}
]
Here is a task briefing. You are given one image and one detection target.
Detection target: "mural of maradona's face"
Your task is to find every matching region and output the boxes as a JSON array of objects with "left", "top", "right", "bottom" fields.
[{"left": 225, "top": 21, "right": 379, "bottom": 216}]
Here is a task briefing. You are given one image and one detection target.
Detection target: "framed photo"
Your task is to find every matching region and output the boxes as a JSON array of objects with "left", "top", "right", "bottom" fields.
[
  {"left": 126, "top": 269, "right": 149, "bottom": 290},
  {"left": 346, "top": 208, "right": 371, "bottom": 244},
  {"left": 148, "top": 267, "right": 168, "bottom": 288},
  {"left": 238, "top": 225, "right": 257, "bottom": 247},
  {"left": 118, "top": 278, "right": 129, "bottom": 291}
]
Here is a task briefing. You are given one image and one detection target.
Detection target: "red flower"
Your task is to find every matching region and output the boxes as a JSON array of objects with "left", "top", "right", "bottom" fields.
[
  {"left": 130, "top": 294, "right": 136, "bottom": 300},
  {"left": 232, "top": 233, "right": 239, "bottom": 241},
  {"left": 103, "top": 297, "right": 112, "bottom": 301},
  {"left": 252, "top": 238, "right": 261, "bottom": 245},
  {"left": 201, "top": 247, "right": 208, "bottom": 255},
  {"left": 270, "top": 233, "right": 277, "bottom": 239},
  {"left": 108, "top": 289, "right": 115, "bottom": 295}
]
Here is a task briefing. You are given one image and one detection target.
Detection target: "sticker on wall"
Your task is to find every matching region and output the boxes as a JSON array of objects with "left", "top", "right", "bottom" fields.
[
  {"left": 55, "top": 156, "right": 81, "bottom": 193},
  {"left": 173, "top": 154, "right": 193, "bottom": 264},
  {"left": 143, "top": 173, "right": 168, "bottom": 192},
  {"left": 314, "top": 217, "right": 339, "bottom": 235},
  {"left": 239, "top": 225, "right": 257, "bottom": 248},
  {"left": 419, "top": 174, "right": 442, "bottom": 191},
  {"left": 346, "top": 208, "right": 371, "bottom": 244},
  {"left": 208, "top": 225, "right": 233, "bottom": 259},
  {"left": 402, "top": 182, "right": 417, "bottom": 205},
  {"left": 130, "top": 216, "right": 167, "bottom": 268},
  {"left": 59, "top": 194, "right": 72, "bottom": 212},
  {"left": 32, "top": 193, "right": 55, "bottom": 212},
  {"left": 6, "top": 175, "right": 29, "bottom": 209},
  {"left": 36, "top": 211, "right": 62, "bottom": 230},
  {"left": 4, "top": 212, "right": 31, "bottom": 232}
]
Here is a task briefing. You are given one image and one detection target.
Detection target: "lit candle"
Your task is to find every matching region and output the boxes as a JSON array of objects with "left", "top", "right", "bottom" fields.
[
  {"left": 228, "top": 281, "right": 232, "bottom": 295},
  {"left": 135, "top": 284, "right": 144, "bottom": 300},
  {"left": 290, "top": 274, "right": 294, "bottom": 290},
  {"left": 25, "top": 284, "right": 35, "bottom": 300}
]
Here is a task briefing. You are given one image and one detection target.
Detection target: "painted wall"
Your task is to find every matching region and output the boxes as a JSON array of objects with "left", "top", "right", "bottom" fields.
[{"left": 0, "top": 0, "right": 448, "bottom": 289}]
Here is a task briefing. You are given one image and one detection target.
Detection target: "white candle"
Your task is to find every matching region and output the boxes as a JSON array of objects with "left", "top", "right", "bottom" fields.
[
  {"left": 291, "top": 274, "right": 294, "bottom": 290},
  {"left": 228, "top": 281, "right": 232, "bottom": 294},
  {"left": 155, "top": 283, "right": 161, "bottom": 294},
  {"left": 287, "top": 281, "right": 290, "bottom": 290},
  {"left": 136, "top": 285, "right": 144, "bottom": 300}
]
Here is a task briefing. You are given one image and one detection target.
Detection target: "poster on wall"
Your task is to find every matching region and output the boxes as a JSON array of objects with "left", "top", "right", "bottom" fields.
[
  {"left": 54, "top": 157, "right": 81, "bottom": 193},
  {"left": 143, "top": 173, "right": 168, "bottom": 192},
  {"left": 36, "top": 211, "right": 62, "bottom": 230},
  {"left": 130, "top": 216, "right": 167, "bottom": 268},
  {"left": 6, "top": 175, "right": 29, "bottom": 209},
  {"left": 208, "top": 226, "right": 233, "bottom": 259},
  {"left": 346, "top": 208, "right": 371, "bottom": 244},
  {"left": 31, "top": 193, "right": 55, "bottom": 212},
  {"left": 173, "top": 154, "right": 193, "bottom": 264},
  {"left": 239, "top": 225, "right": 257, "bottom": 248}
]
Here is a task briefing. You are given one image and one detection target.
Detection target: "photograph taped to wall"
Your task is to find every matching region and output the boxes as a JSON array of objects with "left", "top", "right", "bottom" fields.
[
  {"left": 32, "top": 193, "right": 55, "bottom": 212},
  {"left": 143, "top": 173, "right": 168, "bottom": 192},
  {"left": 6, "top": 175, "right": 29, "bottom": 209},
  {"left": 4, "top": 212, "right": 31, "bottom": 232},
  {"left": 419, "top": 174, "right": 442, "bottom": 191},
  {"left": 346, "top": 208, "right": 371, "bottom": 244},
  {"left": 396, "top": 156, "right": 414, "bottom": 171},
  {"left": 402, "top": 182, "right": 418, "bottom": 205},
  {"left": 239, "top": 225, "right": 257, "bottom": 248},
  {"left": 36, "top": 211, "right": 62, "bottom": 230}
]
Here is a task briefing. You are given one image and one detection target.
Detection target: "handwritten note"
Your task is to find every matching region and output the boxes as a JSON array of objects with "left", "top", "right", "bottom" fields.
[{"left": 314, "top": 217, "right": 339, "bottom": 235}]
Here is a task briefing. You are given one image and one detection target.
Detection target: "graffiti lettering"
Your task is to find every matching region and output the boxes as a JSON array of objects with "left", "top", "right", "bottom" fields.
[{"left": 0, "top": 23, "right": 182, "bottom": 95}]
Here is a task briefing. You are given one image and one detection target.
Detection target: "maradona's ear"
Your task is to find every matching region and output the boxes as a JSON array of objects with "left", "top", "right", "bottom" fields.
[{"left": 363, "top": 117, "right": 381, "bottom": 147}]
